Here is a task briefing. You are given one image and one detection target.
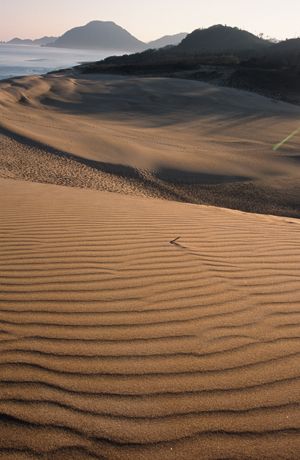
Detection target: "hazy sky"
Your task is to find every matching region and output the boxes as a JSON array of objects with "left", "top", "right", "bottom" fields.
[{"left": 1, "top": 0, "right": 299, "bottom": 42}]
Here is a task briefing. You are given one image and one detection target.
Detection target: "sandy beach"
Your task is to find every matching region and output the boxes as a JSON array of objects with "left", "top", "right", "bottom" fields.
[{"left": 0, "top": 72, "right": 300, "bottom": 459}]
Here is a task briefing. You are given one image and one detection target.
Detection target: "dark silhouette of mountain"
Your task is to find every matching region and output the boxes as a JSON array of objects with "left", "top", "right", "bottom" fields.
[
  {"left": 263, "top": 38, "right": 300, "bottom": 65},
  {"left": 242, "top": 38, "right": 300, "bottom": 69},
  {"left": 267, "top": 37, "right": 300, "bottom": 54},
  {"left": 177, "top": 24, "right": 271, "bottom": 55},
  {"left": 46, "top": 21, "right": 146, "bottom": 52},
  {"left": 82, "top": 24, "right": 272, "bottom": 70},
  {"left": 6, "top": 36, "right": 57, "bottom": 46},
  {"left": 147, "top": 33, "right": 188, "bottom": 49}
]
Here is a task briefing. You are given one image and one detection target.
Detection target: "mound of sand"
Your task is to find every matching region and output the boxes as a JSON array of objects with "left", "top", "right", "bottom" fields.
[
  {"left": 1, "top": 73, "right": 300, "bottom": 216},
  {"left": 1, "top": 178, "right": 300, "bottom": 459},
  {"left": 0, "top": 73, "right": 300, "bottom": 459}
]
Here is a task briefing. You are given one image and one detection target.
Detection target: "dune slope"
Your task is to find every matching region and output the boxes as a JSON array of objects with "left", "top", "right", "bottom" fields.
[
  {"left": 1, "top": 72, "right": 300, "bottom": 459},
  {"left": 1, "top": 178, "right": 300, "bottom": 459},
  {"left": 0, "top": 73, "right": 300, "bottom": 217}
]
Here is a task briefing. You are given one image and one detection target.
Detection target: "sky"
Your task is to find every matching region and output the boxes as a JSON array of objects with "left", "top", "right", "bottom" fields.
[{"left": 1, "top": 0, "right": 299, "bottom": 43}]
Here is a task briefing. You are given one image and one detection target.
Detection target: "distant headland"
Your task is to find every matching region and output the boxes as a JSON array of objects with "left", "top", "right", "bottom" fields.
[{"left": 3, "top": 21, "right": 188, "bottom": 52}]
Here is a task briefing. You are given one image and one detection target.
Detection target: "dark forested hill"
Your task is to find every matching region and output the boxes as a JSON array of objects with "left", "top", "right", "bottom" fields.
[
  {"left": 246, "top": 38, "right": 300, "bottom": 68},
  {"left": 177, "top": 24, "right": 271, "bottom": 55}
]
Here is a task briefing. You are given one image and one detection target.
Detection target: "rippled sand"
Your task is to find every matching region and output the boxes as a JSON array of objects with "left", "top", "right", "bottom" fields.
[{"left": 0, "top": 73, "right": 300, "bottom": 459}]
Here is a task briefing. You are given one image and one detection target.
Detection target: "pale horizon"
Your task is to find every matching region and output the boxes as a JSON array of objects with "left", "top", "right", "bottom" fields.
[{"left": 1, "top": 0, "right": 299, "bottom": 43}]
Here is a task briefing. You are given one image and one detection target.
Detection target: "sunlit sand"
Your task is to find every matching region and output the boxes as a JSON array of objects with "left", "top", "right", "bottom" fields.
[{"left": 0, "top": 72, "right": 300, "bottom": 459}]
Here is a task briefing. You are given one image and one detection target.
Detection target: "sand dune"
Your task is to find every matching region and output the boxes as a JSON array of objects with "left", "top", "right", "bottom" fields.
[
  {"left": 1, "top": 178, "right": 300, "bottom": 459},
  {"left": 1, "top": 73, "right": 300, "bottom": 175},
  {"left": 1, "top": 73, "right": 300, "bottom": 217},
  {"left": 0, "top": 73, "right": 300, "bottom": 459}
]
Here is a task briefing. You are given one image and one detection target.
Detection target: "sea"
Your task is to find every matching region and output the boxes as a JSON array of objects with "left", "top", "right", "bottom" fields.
[{"left": 0, "top": 44, "right": 121, "bottom": 80}]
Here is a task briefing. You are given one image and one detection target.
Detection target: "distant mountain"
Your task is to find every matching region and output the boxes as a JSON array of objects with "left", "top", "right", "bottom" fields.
[
  {"left": 147, "top": 33, "right": 188, "bottom": 49},
  {"left": 6, "top": 38, "right": 33, "bottom": 45},
  {"left": 87, "top": 24, "right": 274, "bottom": 69},
  {"left": 46, "top": 21, "right": 146, "bottom": 52},
  {"left": 177, "top": 25, "right": 271, "bottom": 55},
  {"left": 3, "top": 24, "right": 190, "bottom": 53},
  {"left": 33, "top": 36, "right": 58, "bottom": 46},
  {"left": 7, "top": 36, "right": 57, "bottom": 46}
]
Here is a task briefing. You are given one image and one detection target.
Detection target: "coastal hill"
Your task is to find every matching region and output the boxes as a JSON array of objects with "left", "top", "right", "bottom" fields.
[
  {"left": 147, "top": 33, "right": 187, "bottom": 49},
  {"left": 46, "top": 21, "right": 146, "bottom": 52},
  {"left": 83, "top": 24, "right": 273, "bottom": 68},
  {"left": 177, "top": 24, "right": 271, "bottom": 54},
  {"left": 3, "top": 24, "right": 188, "bottom": 51},
  {"left": 247, "top": 37, "right": 300, "bottom": 67},
  {"left": 6, "top": 36, "right": 57, "bottom": 46},
  {"left": 267, "top": 37, "right": 300, "bottom": 55}
]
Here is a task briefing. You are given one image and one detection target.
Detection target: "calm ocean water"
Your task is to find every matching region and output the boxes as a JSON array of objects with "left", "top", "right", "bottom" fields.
[{"left": 0, "top": 44, "right": 121, "bottom": 80}]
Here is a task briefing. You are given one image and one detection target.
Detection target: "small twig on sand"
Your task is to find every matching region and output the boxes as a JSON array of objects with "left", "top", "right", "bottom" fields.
[{"left": 170, "top": 237, "right": 180, "bottom": 244}]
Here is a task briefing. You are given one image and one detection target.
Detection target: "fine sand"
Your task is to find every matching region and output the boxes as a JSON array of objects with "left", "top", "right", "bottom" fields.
[
  {"left": 1, "top": 72, "right": 300, "bottom": 217},
  {"left": 0, "top": 73, "right": 300, "bottom": 459}
]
